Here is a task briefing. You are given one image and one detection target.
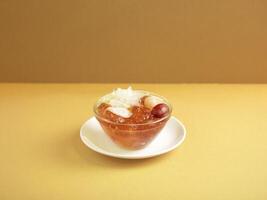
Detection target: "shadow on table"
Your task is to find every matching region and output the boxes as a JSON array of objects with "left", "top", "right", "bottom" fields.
[{"left": 61, "top": 129, "right": 174, "bottom": 169}]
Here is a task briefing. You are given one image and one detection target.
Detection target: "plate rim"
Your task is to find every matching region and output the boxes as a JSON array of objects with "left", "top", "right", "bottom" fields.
[{"left": 80, "top": 116, "right": 186, "bottom": 159}]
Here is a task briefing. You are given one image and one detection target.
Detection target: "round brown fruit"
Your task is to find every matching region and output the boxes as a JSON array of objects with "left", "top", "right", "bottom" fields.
[{"left": 151, "top": 103, "right": 169, "bottom": 118}]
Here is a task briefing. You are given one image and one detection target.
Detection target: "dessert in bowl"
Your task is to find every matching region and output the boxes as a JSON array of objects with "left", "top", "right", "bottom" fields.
[{"left": 94, "top": 87, "right": 172, "bottom": 150}]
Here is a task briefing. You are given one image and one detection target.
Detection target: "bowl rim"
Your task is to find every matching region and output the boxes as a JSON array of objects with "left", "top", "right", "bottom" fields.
[{"left": 93, "top": 90, "right": 172, "bottom": 126}]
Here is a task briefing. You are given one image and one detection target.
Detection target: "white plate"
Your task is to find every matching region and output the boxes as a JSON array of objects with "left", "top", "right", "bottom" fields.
[{"left": 80, "top": 116, "right": 186, "bottom": 159}]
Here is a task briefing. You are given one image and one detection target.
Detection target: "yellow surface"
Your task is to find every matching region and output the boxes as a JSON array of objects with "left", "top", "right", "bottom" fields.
[
  {"left": 1, "top": 0, "right": 267, "bottom": 83},
  {"left": 0, "top": 84, "right": 267, "bottom": 199}
]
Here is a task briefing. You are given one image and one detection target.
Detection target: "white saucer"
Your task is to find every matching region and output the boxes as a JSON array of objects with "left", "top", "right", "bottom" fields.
[{"left": 80, "top": 116, "right": 186, "bottom": 159}]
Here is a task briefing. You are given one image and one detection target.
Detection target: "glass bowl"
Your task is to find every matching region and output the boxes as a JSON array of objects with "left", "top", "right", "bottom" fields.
[{"left": 94, "top": 91, "right": 172, "bottom": 150}]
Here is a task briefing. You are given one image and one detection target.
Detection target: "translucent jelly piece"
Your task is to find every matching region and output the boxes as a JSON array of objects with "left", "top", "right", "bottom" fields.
[{"left": 129, "top": 106, "right": 151, "bottom": 124}]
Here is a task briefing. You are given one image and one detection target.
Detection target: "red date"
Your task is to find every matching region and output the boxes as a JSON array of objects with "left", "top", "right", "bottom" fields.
[{"left": 151, "top": 103, "right": 169, "bottom": 118}]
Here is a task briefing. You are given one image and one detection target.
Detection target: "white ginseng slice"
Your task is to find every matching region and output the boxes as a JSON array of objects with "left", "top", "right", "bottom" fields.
[
  {"left": 107, "top": 107, "right": 132, "bottom": 118},
  {"left": 144, "top": 96, "right": 164, "bottom": 110}
]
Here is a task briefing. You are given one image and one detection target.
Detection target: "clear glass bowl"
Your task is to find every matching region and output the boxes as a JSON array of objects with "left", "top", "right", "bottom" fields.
[{"left": 94, "top": 91, "right": 172, "bottom": 150}]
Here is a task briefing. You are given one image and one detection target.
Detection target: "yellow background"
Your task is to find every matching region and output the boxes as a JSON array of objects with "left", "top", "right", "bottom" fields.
[
  {"left": 1, "top": 84, "right": 267, "bottom": 199},
  {"left": 1, "top": 0, "right": 267, "bottom": 83}
]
